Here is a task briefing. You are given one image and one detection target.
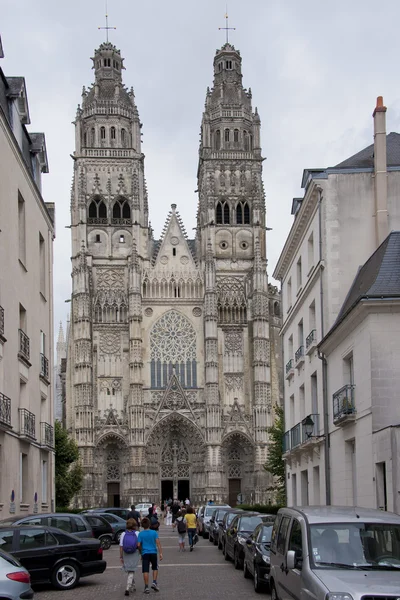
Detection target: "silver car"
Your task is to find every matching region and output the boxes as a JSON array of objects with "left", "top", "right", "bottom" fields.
[
  {"left": 0, "top": 549, "right": 33, "bottom": 600},
  {"left": 198, "top": 504, "right": 230, "bottom": 539},
  {"left": 270, "top": 506, "right": 400, "bottom": 600}
]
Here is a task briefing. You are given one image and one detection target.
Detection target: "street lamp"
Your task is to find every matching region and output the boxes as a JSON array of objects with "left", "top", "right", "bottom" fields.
[{"left": 302, "top": 415, "right": 314, "bottom": 439}]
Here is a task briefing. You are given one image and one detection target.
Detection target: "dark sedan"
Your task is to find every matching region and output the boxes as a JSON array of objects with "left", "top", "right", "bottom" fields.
[
  {"left": 217, "top": 509, "right": 243, "bottom": 550},
  {"left": 208, "top": 507, "right": 231, "bottom": 545},
  {"left": 224, "top": 513, "right": 268, "bottom": 569},
  {"left": 243, "top": 519, "right": 275, "bottom": 592},
  {"left": 0, "top": 524, "right": 106, "bottom": 590}
]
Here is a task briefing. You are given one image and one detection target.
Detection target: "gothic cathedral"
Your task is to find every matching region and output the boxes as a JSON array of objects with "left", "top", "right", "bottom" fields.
[{"left": 65, "top": 41, "right": 282, "bottom": 507}]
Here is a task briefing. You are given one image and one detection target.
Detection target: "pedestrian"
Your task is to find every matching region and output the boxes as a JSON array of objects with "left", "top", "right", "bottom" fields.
[
  {"left": 165, "top": 505, "right": 172, "bottom": 526},
  {"left": 137, "top": 517, "right": 163, "bottom": 594},
  {"left": 150, "top": 511, "right": 160, "bottom": 531},
  {"left": 173, "top": 510, "right": 187, "bottom": 552},
  {"left": 185, "top": 497, "right": 190, "bottom": 507},
  {"left": 120, "top": 518, "right": 140, "bottom": 596},
  {"left": 127, "top": 504, "right": 141, "bottom": 529},
  {"left": 171, "top": 500, "right": 180, "bottom": 524},
  {"left": 184, "top": 506, "right": 197, "bottom": 552}
]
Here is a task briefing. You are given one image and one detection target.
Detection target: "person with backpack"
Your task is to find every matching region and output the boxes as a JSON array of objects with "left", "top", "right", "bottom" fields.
[
  {"left": 173, "top": 510, "right": 187, "bottom": 552},
  {"left": 120, "top": 518, "right": 140, "bottom": 596},
  {"left": 150, "top": 512, "right": 160, "bottom": 531}
]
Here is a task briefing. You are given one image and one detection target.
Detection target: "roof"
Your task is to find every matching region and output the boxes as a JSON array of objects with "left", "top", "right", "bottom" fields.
[
  {"left": 335, "top": 231, "right": 400, "bottom": 323},
  {"left": 280, "top": 506, "right": 400, "bottom": 524},
  {"left": 333, "top": 132, "right": 400, "bottom": 169},
  {"left": 6, "top": 76, "right": 24, "bottom": 96}
]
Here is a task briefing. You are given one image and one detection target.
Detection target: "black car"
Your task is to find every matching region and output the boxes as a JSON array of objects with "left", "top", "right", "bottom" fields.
[
  {"left": 209, "top": 507, "right": 231, "bottom": 545},
  {"left": 0, "top": 524, "right": 106, "bottom": 590},
  {"left": 217, "top": 509, "right": 243, "bottom": 551},
  {"left": 243, "top": 519, "right": 275, "bottom": 592},
  {"left": 81, "top": 507, "right": 130, "bottom": 520},
  {"left": 0, "top": 513, "right": 114, "bottom": 550},
  {"left": 224, "top": 513, "right": 268, "bottom": 569}
]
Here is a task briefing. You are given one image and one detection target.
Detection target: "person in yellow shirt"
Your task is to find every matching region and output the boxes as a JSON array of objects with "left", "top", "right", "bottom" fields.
[{"left": 184, "top": 507, "right": 197, "bottom": 551}]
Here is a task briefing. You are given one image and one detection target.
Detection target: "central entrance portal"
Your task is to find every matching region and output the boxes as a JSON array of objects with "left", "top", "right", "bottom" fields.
[
  {"left": 178, "top": 480, "right": 190, "bottom": 501},
  {"left": 161, "top": 480, "right": 173, "bottom": 502}
]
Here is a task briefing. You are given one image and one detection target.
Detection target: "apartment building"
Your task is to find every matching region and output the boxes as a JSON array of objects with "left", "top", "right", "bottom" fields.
[
  {"left": 0, "top": 37, "right": 55, "bottom": 516},
  {"left": 273, "top": 97, "right": 400, "bottom": 507}
]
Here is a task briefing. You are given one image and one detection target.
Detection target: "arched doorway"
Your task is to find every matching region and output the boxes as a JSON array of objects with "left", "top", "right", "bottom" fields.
[
  {"left": 95, "top": 434, "right": 128, "bottom": 507},
  {"left": 146, "top": 414, "right": 205, "bottom": 503},
  {"left": 222, "top": 432, "right": 255, "bottom": 506}
]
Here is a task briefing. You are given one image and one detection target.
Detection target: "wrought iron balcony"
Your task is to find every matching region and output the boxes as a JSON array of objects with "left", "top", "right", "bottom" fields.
[
  {"left": 0, "top": 393, "right": 11, "bottom": 428},
  {"left": 0, "top": 305, "right": 4, "bottom": 337},
  {"left": 295, "top": 345, "right": 305, "bottom": 366},
  {"left": 333, "top": 384, "right": 356, "bottom": 425},
  {"left": 18, "top": 329, "right": 30, "bottom": 361},
  {"left": 40, "top": 354, "right": 49, "bottom": 380},
  {"left": 19, "top": 408, "right": 36, "bottom": 439},
  {"left": 306, "top": 329, "right": 317, "bottom": 354},
  {"left": 285, "top": 359, "right": 294, "bottom": 379},
  {"left": 283, "top": 430, "right": 291, "bottom": 453},
  {"left": 301, "top": 413, "right": 320, "bottom": 442},
  {"left": 290, "top": 423, "right": 301, "bottom": 449},
  {"left": 41, "top": 422, "right": 54, "bottom": 448}
]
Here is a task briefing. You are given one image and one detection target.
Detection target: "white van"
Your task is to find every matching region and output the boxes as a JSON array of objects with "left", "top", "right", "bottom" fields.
[{"left": 270, "top": 506, "right": 400, "bottom": 600}]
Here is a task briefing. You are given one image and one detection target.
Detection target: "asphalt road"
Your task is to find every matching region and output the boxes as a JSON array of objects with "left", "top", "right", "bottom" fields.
[{"left": 33, "top": 525, "right": 271, "bottom": 600}]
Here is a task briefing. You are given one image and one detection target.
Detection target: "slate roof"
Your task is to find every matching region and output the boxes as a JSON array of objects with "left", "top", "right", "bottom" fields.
[
  {"left": 336, "top": 231, "right": 400, "bottom": 323},
  {"left": 6, "top": 76, "right": 24, "bottom": 97},
  {"left": 333, "top": 132, "right": 400, "bottom": 169}
]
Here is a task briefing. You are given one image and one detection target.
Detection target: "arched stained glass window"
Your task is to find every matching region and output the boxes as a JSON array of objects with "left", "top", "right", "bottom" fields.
[
  {"left": 215, "top": 130, "right": 221, "bottom": 150},
  {"left": 224, "top": 202, "right": 230, "bottom": 224},
  {"left": 216, "top": 201, "right": 230, "bottom": 225},
  {"left": 236, "top": 203, "right": 243, "bottom": 224}
]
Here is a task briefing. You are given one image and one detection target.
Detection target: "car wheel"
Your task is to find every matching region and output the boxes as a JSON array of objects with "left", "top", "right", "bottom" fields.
[
  {"left": 100, "top": 534, "right": 112, "bottom": 550},
  {"left": 234, "top": 548, "right": 241, "bottom": 570},
  {"left": 209, "top": 534, "right": 214, "bottom": 543},
  {"left": 270, "top": 580, "right": 278, "bottom": 600},
  {"left": 51, "top": 561, "right": 80, "bottom": 590},
  {"left": 243, "top": 559, "right": 251, "bottom": 579},
  {"left": 254, "top": 566, "right": 263, "bottom": 593},
  {"left": 203, "top": 531, "right": 209, "bottom": 539},
  {"left": 213, "top": 536, "right": 218, "bottom": 546},
  {"left": 218, "top": 538, "right": 222, "bottom": 550},
  {"left": 223, "top": 543, "right": 231, "bottom": 561}
]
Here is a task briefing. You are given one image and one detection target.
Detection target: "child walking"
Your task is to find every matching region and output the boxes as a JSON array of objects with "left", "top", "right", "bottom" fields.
[
  {"left": 120, "top": 518, "right": 140, "bottom": 596},
  {"left": 137, "top": 517, "right": 163, "bottom": 594}
]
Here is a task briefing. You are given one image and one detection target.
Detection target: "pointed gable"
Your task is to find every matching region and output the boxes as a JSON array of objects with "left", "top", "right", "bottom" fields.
[
  {"left": 154, "top": 372, "right": 196, "bottom": 422},
  {"left": 152, "top": 204, "right": 197, "bottom": 267},
  {"left": 223, "top": 399, "right": 252, "bottom": 437}
]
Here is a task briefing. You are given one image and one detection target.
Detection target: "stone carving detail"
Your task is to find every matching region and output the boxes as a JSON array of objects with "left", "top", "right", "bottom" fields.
[
  {"left": 228, "top": 447, "right": 241, "bottom": 461},
  {"left": 161, "top": 464, "right": 173, "bottom": 478},
  {"left": 161, "top": 439, "right": 189, "bottom": 463},
  {"left": 160, "top": 255, "right": 169, "bottom": 264},
  {"left": 180, "top": 256, "right": 189, "bottom": 265},
  {"left": 170, "top": 236, "right": 179, "bottom": 246},
  {"left": 224, "top": 329, "right": 243, "bottom": 354},
  {"left": 150, "top": 311, "right": 196, "bottom": 362},
  {"left": 99, "top": 332, "right": 120, "bottom": 355},
  {"left": 192, "top": 307, "right": 202, "bottom": 317},
  {"left": 107, "top": 464, "right": 120, "bottom": 481},
  {"left": 178, "top": 464, "right": 190, "bottom": 478},
  {"left": 217, "top": 277, "right": 247, "bottom": 324},
  {"left": 164, "top": 387, "right": 185, "bottom": 411},
  {"left": 228, "top": 464, "right": 242, "bottom": 478},
  {"left": 97, "top": 268, "right": 125, "bottom": 289},
  {"left": 107, "top": 449, "right": 119, "bottom": 462},
  {"left": 144, "top": 307, "right": 153, "bottom": 317},
  {"left": 224, "top": 374, "right": 243, "bottom": 391}
]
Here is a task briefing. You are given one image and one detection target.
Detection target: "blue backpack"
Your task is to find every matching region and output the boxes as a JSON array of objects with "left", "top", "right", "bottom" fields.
[{"left": 123, "top": 530, "right": 138, "bottom": 554}]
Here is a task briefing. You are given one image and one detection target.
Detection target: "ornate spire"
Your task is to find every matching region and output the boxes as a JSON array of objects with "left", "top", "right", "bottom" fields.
[{"left": 57, "top": 321, "right": 65, "bottom": 347}]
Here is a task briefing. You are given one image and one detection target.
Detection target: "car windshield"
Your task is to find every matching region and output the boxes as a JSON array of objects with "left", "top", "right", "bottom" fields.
[
  {"left": 261, "top": 525, "right": 273, "bottom": 544},
  {"left": 216, "top": 509, "right": 228, "bottom": 520},
  {"left": 226, "top": 513, "right": 237, "bottom": 526},
  {"left": 205, "top": 507, "right": 217, "bottom": 517},
  {"left": 239, "top": 516, "right": 262, "bottom": 532},
  {"left": 310, "top": 522, "right": 400, "bottom": 569}
]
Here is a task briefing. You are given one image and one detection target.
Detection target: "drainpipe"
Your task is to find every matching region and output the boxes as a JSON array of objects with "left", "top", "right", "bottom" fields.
[{"left": 316, "top": 186, "right": 331, "bottom": 505}]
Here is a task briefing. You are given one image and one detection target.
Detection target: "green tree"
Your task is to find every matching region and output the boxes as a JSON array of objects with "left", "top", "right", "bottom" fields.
[
  {"left": 264, "top": 404, "right": 286, "bottom": 504},
  {"left": 55, "top": 421, "right": 83, "bottom": 508}
]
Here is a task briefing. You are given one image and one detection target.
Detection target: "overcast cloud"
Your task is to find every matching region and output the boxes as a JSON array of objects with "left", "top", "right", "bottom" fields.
[{"left": 2, "top": 0, "right": 400, "bottom": 345}]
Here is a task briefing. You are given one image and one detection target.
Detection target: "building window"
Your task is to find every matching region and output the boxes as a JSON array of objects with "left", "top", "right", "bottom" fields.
[
  {"left": 172, "top": 247, "right": 176, "bottom": 256},
  {"left": 88, "top": 196, "right": 107, "bottom": 222},
  {"left": 121, "top": 128, "right": 126, "bottom": 147},
  {"left": 100, "top": 127, "right": 106, "bottom": 140},
  {"left": 111, "top": 126, "right": 116, "bottom": 140},
  {"left": 218, "top": 62, "right": 222, "bottom": 72},
  {"left": 301, "top": 470, "right": 309, "bottom": 505},
  {"left": 313, "top": 466, "right": 320, "bottom": 505},
  {"left": 18, "top": 192, "right": 26, "bottom": 266},
  {"left": 90, "top": 128, "right": 95, "bottom": 145},
  {"left": 287, "top": 277, "right": 292, "bottom": 309},
  {"left": 296, "top": 256, "right": 302, "bottom": 291},
  {"left": 308, "top": 232, "right": 314, "bottom": 273},
  {"left": 83, "top": 132, "right": 87, "bottom": 146},
  {"left": 104, "top": 58, "right": 111, "bottom": 67},
  {"left": 20, "top": 452, "right": 28, "bottom": 503},
  {"left": 95, "top": 234, "right": 101, "bottom": 243},
  {"left": 216, "top": 201, "right": 230, "bottom": 224},
  {"left": 224, "top": 129, "right": 230, "bottom": 143},
  {"left": 291, "top": 473, "right": 297, "bottom": 505},
  {"left": 39, "top": 233, "right": 45, "bottom": 297},
  {"left": 234, "top": 129, "right": 239, "bottom": 143},
  {"left": 215, "top": 130, "right": 221, "bottom": 150},
  {"left": 40, "top": 330, "right": 45, "bottom": 356},
  {"left": 226, "top": 60, "right": 232, "bottom": 69},
  {"left": 376, "top": 462, "right": 387, "bottom": 511},
  {"left": 243, "top": 131, "right": 249, "bottom": 151},
  {"left": 19, "top": 304, "right": 27, "bottom": 332},
  {"left": 343, "top": 352, "right": 354, "bottom": 386},
  {"left": 119, "top": 235, "right": 125, "bottom": 243},
  {"left": 41, "top": 460, "right": 48, "bottom": 503},
  {"left": 345, "top": 439, "right": 356, "bottom": 505},
  {"left": 299, "top": 384, "right": 305, "bottom": 419},
  {"left": 112, "top": 197, "right": 131, "bottom": 222}
]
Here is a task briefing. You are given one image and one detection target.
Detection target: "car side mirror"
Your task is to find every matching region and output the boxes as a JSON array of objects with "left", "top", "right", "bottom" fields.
[{"left": 286, "top": 550, "right": 296, "bottom": 570}]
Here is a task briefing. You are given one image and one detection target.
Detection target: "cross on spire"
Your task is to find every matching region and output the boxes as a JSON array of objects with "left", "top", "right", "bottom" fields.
[
  {"left": 218, "top": 10, "right": 236, "bottom": 44},
  {"left": 98, "top": 2, "right": 116, "bottom": 42}
]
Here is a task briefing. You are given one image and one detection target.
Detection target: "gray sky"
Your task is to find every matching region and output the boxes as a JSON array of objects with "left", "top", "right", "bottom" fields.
[{"left": 2, "top": 0, "right": 400, "bottom": 344}]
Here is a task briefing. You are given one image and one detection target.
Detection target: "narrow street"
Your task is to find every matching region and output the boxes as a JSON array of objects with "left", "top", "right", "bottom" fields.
[{"left": 34, "top": 525, "right": 270, "bottom": 600}]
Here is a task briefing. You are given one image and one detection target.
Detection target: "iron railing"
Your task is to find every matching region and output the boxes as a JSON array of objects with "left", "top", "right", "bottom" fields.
[
  {"left": 41, "top": 422, "right": 54, "bottom": 448},
  {"left": 0, "top": 393, "right": 11, "bottom": 427},
  {"left": 40, "top": 354, "right": 49, "bottom": 379},
  {"left": 285, "top": 359, "right": 294, "bottom": 374},
  {"left": 333, "top": 384, "right": 355, "bottom": 422},
  {"left": 306, "top": 329, "right": 317, "bottom": 350},
  {"left": 0, "top": 305, "right": 4, "bottom": 337},
  {"left": 295, "top": 345, "right": 304, "bottom": 363},
  {"left": 111, "top": 218, "right": 132, "bottom": 225},
  {"left": 18, "top": 329, "right": 30, "bottom": 361},
  {"left": 87, "top": 217, "right": 108, "bottom": 225},
  {"left": 19, "top": 408, "right": 36, "bottom": 439},
  {"left": 290, "top": 423, "right": 301, "bottom": 448}
]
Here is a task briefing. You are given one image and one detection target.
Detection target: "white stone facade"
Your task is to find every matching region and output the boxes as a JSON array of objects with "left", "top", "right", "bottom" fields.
[
  {"left": 273, "top": 98, "right": 400, "bottom": 510},
  {"left": 65, "top": 42, "right": 281, "bottom": 508},
  {"left": 0, "top": 46, "right": 55, "bottom": 517}
]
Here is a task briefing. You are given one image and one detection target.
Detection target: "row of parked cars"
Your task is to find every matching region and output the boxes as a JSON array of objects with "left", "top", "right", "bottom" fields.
[{"left": 197, "top": 503, "right": 275, "bottom": 593}]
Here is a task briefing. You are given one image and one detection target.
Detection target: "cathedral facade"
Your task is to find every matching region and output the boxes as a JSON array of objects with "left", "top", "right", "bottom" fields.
[{"left": 65, "top": 40, "right": 282, "bottom": 508}]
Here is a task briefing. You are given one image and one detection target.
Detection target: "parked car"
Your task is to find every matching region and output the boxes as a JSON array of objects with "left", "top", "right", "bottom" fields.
[
  {"left": 217, "top": 509, "right": 243, "bottom": 551},
  {"left": 90, "top": 512, "right": 126, "bottom": 543},
  {"left": 269, "top": 506, "right": 400, "bottom": 600},
  {"left": 0, "top": 524, "right": 106, "bottom": 590},
  {"left": 243, "top": 519, "right": 275, "bottom": 592},
  {"left": 81, "top": 507, "right": 130, "bottom": 520},
  {"left": 0, "top": 513, "right": 114, "bottom": 550},
  {"left": 198, "top": 504, "right": 230, "bottom": 538},
  {"left": 0, "top": 548, "right": 34, "bottom": 600},
  {"left": 134, "top": 503, "right": 153, "bottom": 517},
  {"left": 209, "top": 507, "right": 231, "bottom": 545},
  {"left": 224, "top": 513, "right": 271, "bottom": 569}
]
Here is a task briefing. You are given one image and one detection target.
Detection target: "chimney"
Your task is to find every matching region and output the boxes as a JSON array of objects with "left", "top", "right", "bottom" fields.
[{"left": 373, "top": 96, "right": 388, "bottom": 245}]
